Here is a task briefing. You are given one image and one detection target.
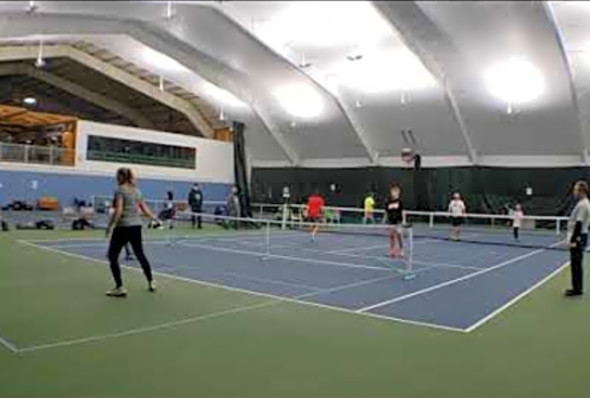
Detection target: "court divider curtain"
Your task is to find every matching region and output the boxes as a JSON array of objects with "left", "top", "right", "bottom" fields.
[
  {"left": 232, "top": 121, "right": 252, "bottom": 217},
  {"left": 251, "top": 166, "right": 590, "bottom": 216}
]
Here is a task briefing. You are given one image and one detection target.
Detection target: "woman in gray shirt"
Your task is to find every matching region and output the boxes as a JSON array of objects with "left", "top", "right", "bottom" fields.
[{"left": 105, "top": 168, "right": 159, "bottom": 297}]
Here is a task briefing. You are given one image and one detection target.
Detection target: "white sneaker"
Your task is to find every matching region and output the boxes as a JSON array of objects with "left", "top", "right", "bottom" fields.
[
  {"left": 106, "top": 287, "right": 127, "bottom": 297},
  {"left": 148, "top": 280, "right": 157, "bottom": 292}
]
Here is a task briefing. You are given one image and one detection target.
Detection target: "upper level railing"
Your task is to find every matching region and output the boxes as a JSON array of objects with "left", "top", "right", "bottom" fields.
[{"left": 0, "top": 142, "right": 75, "bottom": 166}]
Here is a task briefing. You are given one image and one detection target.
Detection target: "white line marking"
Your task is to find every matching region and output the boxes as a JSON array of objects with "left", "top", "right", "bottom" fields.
[
  {"left": 328, "top": 244, "right": 390, "bottom": 254},
  {"left": 18, "top": 300, "right": 281, "bottom": 353},
  {"left": 0, "top": 334, "right": 19, "bottom": 353},
  {"left": 172, "top": 264, "right": 322, "bottom": 292},
  {"left": 464, "top": 260, "right": 570, "bottom": 333},
  {"left": 357, "top": 246, "right": 553, "bottom": 313},
  {"left": 17, "top": 239, "right": 466, "bottom": 351},
  {"left": 178, "top": 241, "right": 395, "bottom": 272},
  {"left": 302, "top": 248, "right": 480, "bottom": 271}
]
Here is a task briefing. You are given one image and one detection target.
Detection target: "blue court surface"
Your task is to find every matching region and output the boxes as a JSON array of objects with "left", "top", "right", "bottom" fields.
[{"left": 26, "top": 229, "right": 569, "bottom": 332}]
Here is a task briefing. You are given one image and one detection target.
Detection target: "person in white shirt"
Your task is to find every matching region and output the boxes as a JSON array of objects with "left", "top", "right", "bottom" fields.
[
  {"left": 448, "top": 192, "right": 466, "bottom": 241},
  {"left": 512, "top": 203, "right": 524, "bottom": 241},
  {"left": 566, "top": 181, "right": 590, "bottom": 297}
]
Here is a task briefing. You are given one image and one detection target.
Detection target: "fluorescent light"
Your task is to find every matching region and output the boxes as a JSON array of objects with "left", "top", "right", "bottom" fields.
[
  {"left": 23, "top": 97, "right": 37, "bottom": 105},
  {"left": 274, "top": 84, "right": 324, "bottom": 119},
  {"left": 141, "top": 48, "right": 183, "bottom": 71},
  {"left": 203, "top": 81, "right": 245, "bottom": 108},
  {"left": 327, "top": 48, "right": 436, "bottom": 94},
  {"left": 484, "top": 56, "right": 544, "bottom": 104}
]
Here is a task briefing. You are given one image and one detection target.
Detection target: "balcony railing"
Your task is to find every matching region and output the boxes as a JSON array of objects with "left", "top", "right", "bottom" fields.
[{"left": 0, "top": 142, "right": 75, "bottom": 166}]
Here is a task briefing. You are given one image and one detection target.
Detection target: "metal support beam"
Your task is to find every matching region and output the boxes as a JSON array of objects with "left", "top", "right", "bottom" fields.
[
  {"left": 0, "top": 45, "right": 215, "bottom": 138},
  {"left": 0, "top": 63, "right": 155, "bottom": 129},
  {"left": 373, "top": 1, "right": 478, "bottom": 165},
  {"left": 541, "top": 2, "right": 588, "bottom": 165},
  {"left": 210, "top": 3, "right": 376, "bottom": 163}
]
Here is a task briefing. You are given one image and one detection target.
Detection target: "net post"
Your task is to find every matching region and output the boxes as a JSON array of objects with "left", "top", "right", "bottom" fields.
[
  {"left": 556, "top": 219, "right": 560, "bottom": 235},
  {"left": 262, "top": 220, "right": 271, "bottom": 260},
  {"left": 402, "top": 225, "right": 416, "bottom": 281},
  {"left": 429, "top": 213, "right": 434, "bottom": 229}
]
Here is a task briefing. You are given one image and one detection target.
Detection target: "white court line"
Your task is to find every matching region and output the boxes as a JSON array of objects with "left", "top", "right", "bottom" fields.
[
  {"left": 178, "top": 241, "right": 394, "bottom": 272},
  {"left": 328, "top": 244, "right": 390, "bottom": 254},
  {"left": 18, "top": 299, "right": 281, "bottom": 353},
  {"left": 171, "top": 264, "right": 323, "bottom": 292},
  {"left": 326, "top": 238, "right": 439, "bottom": 255},
  {"left": 15, "top": 243, "right": 459, "bottom": 353},
  {"left": 357, "top": 246, "right": 556, "bottom": 313},
  {"left": 307, "top": 249, "right": 481, "bottom": 271},
  {"left": 15, "top": 240, "right": 466, "bottom": 353},
  {"left": 464, "top": 260, "right": 570, "bottom": 333},
  {"left": 24, "top": 229, "right": 301, "bottom": 245},
  {"left": 0, "top": 334, "right": 19, "bottom": 353}
]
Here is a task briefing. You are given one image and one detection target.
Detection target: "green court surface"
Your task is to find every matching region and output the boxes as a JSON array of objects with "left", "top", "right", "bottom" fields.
[{"left": 1, "top": 229, "right": 590, "bottom": 398}]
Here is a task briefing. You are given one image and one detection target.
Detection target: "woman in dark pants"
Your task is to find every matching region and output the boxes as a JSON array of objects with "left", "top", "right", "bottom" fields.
[
  {"left": 566, "top": 180, "right": 590, "bottom": 297},
  {"left": 105, "top": 168, "right": 160, "bottom": 297}
]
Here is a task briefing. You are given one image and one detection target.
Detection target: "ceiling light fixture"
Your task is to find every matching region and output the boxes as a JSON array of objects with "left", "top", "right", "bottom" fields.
[
  {"left": 346, "top": 54, "right": 363, "bottom": 62},
  {"left": 27, "top": 0, "right": 37, "bottom": 13},
  {"left": 274, "top": 84, "right": 324, "bottom": 119},
  {"left": 34, "top": 40, "right": 45, "bottom": 68},
  {"left": 484, "top": 56, "right": 544, "bottom": 104},
  {"left": 298, "top": 52, "right": 312, "bottom": 69},
  {"left": 166, "top": 1, "right": 174, "bottom": 19},
  {"left": 23, "top": 97, "right": 37, "bottom": 105}
]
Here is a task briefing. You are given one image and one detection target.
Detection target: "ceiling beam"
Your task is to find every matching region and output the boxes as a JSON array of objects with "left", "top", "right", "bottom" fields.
[
  {"left": 0, "top": 63, "right": 155, "bottom": 129},
  {"left": 372, "top": 1, "right": 478, "bottom": 165},
  {"left": 0, "top": 10, "right": 299, "bottom": 164},
  {"left": 541, "top": 2, "right": 588, "bottom": 165},
  {"left": 210, "top": 4, "right": 376, "bottom": 163},
  {"left": 129, "top": 19, "right": 300, "bottom": 165},
  {"left": 0, "top": 45, "right": 215, "bottom": 138}
]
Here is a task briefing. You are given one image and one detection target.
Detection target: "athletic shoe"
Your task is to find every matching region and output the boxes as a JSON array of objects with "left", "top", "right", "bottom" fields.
[
  {"left": 148, "top": 281, "right": 157, "bottom": 292},
  {"left": 565, "top": 289, "right": 583, "bottom": 297},
  {"left": 106, "top": 287, "right": 127, "bottom": 297}
]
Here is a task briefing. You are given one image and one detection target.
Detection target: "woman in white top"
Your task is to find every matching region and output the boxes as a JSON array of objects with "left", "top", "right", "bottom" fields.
[
  {"left": 512, "top": 203, "right": 524, "bottom": 241},
  {"left": 448, "top": 192, "right": 466, "bottom": 241}
]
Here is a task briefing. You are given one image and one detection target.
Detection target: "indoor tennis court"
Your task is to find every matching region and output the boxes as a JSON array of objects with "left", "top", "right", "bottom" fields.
[{"left": 3, "top": 1, "right": 590, "bottom": 397}]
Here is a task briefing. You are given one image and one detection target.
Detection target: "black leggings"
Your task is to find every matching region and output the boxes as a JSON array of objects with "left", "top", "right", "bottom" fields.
[
  {"left": 191, "top": 207, "right": 202, "bottom": 229},
  {"left": 570, "top": 234, "right": 588, "bottom": 293},
  {"left": 513, "top": 227, "right": 519, "bottom": 240},
  {"left": 108, "top": 226, "right": 153, "bottom": 287}
]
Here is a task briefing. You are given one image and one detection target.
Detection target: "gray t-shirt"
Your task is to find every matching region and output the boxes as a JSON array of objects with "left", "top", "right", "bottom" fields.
[
  {"left": 114, "top": 186, "right": 143, "bottom": 227},
  {"left": 568, "top": 197, "right": 590, "bottom": 236}
]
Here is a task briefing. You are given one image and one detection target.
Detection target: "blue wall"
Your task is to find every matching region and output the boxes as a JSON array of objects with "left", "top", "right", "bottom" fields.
[{"left": 0, "top": 169, "right": 233, "bottom": 207}]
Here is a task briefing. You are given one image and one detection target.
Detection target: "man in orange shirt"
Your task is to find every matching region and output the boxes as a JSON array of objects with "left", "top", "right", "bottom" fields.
[{"left": 306, "top": 189, "right": 325, "bottom": 241}]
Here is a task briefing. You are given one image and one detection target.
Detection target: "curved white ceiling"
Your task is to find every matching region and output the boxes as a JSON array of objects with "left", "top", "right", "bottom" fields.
[{"left": 0, "top": 1, "right": 587, "bottom": 167}]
